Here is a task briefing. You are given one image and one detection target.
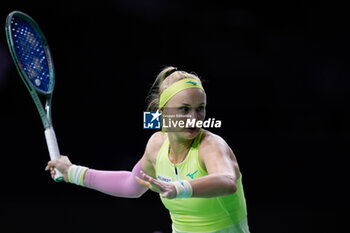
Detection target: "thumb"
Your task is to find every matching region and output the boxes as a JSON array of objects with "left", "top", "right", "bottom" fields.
[
  {"left": 135, "top": 176, "right": 152, "bottom": 189},
  {"left": 45, "top": 160, "right": 56, "bottom": 171},
  {"left": 162, "top": 191, "right": 169, "bottom": 198}
]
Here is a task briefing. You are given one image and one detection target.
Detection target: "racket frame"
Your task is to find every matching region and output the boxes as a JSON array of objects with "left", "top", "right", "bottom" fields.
[
  {"left": 5, "top": 11, "right": 55, "bottom": 129},
  {"left": 5, "top": 11, "right": 63, "bottom": 182}
]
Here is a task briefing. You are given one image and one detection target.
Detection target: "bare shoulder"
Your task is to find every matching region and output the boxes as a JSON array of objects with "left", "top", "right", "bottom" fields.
[
  {"left": 200, "top": 131, "right": 232, "bottom": 154},
  {"left": 141, "top": 131, "right": 166, "bottom": 177},
  {"left": 145, "top": 131, "right": 167, "bottom": 162},
  {"left": 199, "top": 130, "right": 240, "bottom": 175}
]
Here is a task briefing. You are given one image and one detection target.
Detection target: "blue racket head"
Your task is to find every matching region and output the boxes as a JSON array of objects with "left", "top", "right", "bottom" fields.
[{"left": 5, "top": 11, "right": 55, "bottom": 95}]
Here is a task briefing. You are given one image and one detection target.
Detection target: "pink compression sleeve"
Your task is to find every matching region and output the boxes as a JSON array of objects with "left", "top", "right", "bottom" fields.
[{"left": 85, "top": 160, "right": 148, "bottom": 198}]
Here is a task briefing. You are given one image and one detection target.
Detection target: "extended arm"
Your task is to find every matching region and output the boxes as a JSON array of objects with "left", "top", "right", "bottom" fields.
[
  {"left": 45, "top": 157, "right": 149, "bottom": 198},
  {"left": 85, "top": 160, "right": 148, "bottom": 198},
  {"left": 45, "top": 133, "right": 161, "bottom": 198}
]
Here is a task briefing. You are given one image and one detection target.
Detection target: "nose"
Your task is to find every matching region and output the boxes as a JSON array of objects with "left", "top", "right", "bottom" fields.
[{"left": 188, "top": 109, "right": 201, "bottom": 122}]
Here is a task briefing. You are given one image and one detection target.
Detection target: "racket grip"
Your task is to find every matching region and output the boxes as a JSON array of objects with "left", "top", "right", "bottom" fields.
[{"left": 44, "top": 126, "right": 64, "bottom": 182}]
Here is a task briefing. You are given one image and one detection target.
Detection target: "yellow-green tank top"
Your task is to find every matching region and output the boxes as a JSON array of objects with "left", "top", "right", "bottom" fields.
[{"left": 155, "top": 131, "right": 248, "bottom": 232}]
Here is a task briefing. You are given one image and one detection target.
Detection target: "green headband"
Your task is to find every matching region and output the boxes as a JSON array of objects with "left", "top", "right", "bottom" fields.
[{"left": 159, "top": 78, "right": 205, "bottom": 109}]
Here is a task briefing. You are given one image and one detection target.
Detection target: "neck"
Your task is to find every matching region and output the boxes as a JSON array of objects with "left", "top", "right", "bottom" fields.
[{"left": 167, "top": 133, "right": 194, "bottom": 164}]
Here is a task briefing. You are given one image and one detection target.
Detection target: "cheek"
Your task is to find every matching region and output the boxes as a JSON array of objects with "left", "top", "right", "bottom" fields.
[
  {"left": 199, "top": 109, "right": 206, "bottom": 119},
  {"left": 194, "top": 110, "right": 206, "bottom": 121}
]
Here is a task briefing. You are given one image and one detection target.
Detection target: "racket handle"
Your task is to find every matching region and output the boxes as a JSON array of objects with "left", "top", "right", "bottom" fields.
[{"left": 44, "top": 126, "right": 64, "bottom": 182}]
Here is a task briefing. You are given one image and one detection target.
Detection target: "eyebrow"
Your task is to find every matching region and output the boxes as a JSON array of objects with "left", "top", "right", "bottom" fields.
[{"left": 180, "top": 103, "right": 206, "bottom": 106}]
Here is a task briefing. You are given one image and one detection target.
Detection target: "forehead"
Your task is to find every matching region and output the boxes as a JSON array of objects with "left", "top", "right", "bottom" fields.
[{"left": 167, "top": 88, "right": 206, "bottom": 106}]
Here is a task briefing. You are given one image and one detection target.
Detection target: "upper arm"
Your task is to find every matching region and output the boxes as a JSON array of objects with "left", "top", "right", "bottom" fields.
[
  {"left": 140, "top": 132, "right": 164, "bottom": 178},
  {"left": 199, "top": 133, "right": 240, "bottom": 179},
  {"left": 141, "top": 153, "right": 154, "bottom": 177}
]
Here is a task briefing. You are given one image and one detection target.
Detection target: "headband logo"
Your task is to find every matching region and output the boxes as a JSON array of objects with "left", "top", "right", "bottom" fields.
[{"left": 185, "top": 81, "right": 198, "bottom": 86}]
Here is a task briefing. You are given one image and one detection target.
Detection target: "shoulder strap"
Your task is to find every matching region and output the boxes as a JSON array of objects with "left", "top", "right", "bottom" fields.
[{"left": 192, "top": 130, "right": 204, "bottom": 149}]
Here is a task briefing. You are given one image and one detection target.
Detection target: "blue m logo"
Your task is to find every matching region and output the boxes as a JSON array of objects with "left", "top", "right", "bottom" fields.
[{"left": 143, "top": 111, "right": 161, "bottom": 129}]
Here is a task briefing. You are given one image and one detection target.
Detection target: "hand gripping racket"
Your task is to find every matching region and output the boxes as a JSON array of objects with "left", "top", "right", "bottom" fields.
[{"left": 5, "top": 11, "right": 64, "bottom": 182}]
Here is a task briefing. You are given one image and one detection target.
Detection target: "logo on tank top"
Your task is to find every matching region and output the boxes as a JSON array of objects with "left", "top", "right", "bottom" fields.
[
  {"left": 157, "top": 174, "right": 172, "bottom": 182},
  {"left": 186, "top": 170, "right": 198, "bottom": 179}
]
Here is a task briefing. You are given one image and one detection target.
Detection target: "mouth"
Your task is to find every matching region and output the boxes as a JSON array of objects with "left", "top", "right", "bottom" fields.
[{"left": 185, "top": 127, "right": 199, "bottom": 132}]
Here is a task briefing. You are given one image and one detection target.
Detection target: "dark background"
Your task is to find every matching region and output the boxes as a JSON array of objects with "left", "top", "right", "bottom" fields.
[{"left": 0, "top": 1, "right": 347, "bottom": 232}]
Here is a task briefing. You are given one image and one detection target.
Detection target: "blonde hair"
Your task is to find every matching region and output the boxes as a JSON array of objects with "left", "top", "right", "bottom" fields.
[{"left": 146, "top": 66, "right": 202, "bottom": 111}]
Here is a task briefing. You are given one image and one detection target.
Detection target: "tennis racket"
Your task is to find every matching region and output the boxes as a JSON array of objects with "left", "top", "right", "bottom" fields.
[{"left": 5, "top": 11, "right": 63, "bottom": 182}]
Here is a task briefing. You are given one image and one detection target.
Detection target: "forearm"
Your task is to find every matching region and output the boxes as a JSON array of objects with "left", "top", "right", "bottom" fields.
[
  {"left": 189, "top": 173, "right": 237, "bottom": 198},
  {"left": 70, "top": 160, "right": 148, "bottom": 198}
]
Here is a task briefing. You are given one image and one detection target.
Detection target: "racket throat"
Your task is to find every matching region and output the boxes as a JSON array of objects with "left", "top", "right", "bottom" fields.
[{"left": 45, "top": 103, "right": 52, "bottom": 126}]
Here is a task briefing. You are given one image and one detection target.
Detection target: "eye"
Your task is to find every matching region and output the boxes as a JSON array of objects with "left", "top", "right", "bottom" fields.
[
  {"left": 196, "top": 106, "right": 205, "bottom": 113},
  {"left": 179, "top": 106, "right": 190, "bottom": 113}
]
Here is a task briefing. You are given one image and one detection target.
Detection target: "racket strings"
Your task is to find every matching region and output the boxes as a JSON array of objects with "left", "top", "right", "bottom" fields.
[{"left": 10, "top": 16, "right": 51, "bottom": 93}]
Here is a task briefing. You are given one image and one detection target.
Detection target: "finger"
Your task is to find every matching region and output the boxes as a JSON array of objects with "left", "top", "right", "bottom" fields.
[
  {"left": 140, "top": 170, "right": 149, "bottom": 178},
  {"left": 46, "top": 160, "right": 56, "bottom": 169},
  {"left": 45, "top": 163, "right": 52, "bottom": 171},
  {"left": 163, "top": 191, "right": 176, "bottom": 199},
  {"left": 140, "top": 171, "right": 152, "bottom": 182},
  {"left": 45, "top": 165, "right": 54, "bottom": 171},
  {"left": 48, "top": 160, "right": 56, "bottom": 165},
  {"left": 140, "top": 171, "right": 160, "bottom": 185},
  {"left": 135, "top": 176, "right": 152, "bottom": 189},
  {"left": 139, "top": 171, "right": 163, "bottom": 189},
  {"left": 162, "top": 192, "right": 168, "bottom": 198},
  {"left": 147, "top": 175, "right": 162, "bottom": 186}
]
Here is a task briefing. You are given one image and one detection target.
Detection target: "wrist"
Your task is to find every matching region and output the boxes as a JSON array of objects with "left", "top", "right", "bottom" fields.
[
  {"left": 173, "top": 180, "right": 192, "bottom": 199},
  {"left": 67, "top": 165, "right": 89, "bottom": 186},
  {"left": 62, "top": 164, "right": 71, "bottom": 183}
]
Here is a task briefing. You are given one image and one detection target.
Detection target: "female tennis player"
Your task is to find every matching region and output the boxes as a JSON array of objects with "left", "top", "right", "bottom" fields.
[{"left": 45, "top": 67, "right": 250, "bottom": 233}]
